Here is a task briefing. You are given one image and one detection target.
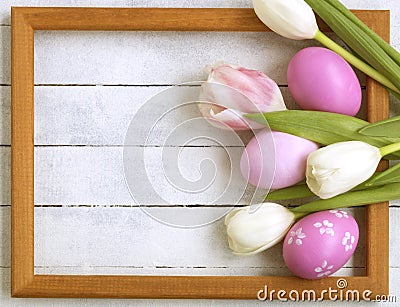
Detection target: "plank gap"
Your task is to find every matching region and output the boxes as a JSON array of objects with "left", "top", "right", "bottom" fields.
[
  {"left": 33, "top": 265, "right": 366, "bottom": 269},
  {"left": 32, "top": 83, "right": 366, "bottom": 89},
  {"left": 33, "top": 204, "right": 248, "bottom": 208},
  {"left": 31, "top": 204, "right": 400, "bottom": 208},
  {"left": 33, "top": 144, "right": 245, "bottom": 148}
]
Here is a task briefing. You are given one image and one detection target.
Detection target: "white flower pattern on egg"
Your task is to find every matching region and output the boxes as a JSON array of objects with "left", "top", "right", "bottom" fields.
[
  {"left": 342, "top": 231, "right": 355, "bottom": 252},
  {"left": 330, "top": 210, "right": 349, "bottom": 219},
  {"left": 314, "top": 260, "right": 334, "bottom": 278},
  {"left": 313, "top": 219, "right": 334, "bottom": 236},
  {"left": 288, "top": 227, "right": 306, "bottom": 245}
]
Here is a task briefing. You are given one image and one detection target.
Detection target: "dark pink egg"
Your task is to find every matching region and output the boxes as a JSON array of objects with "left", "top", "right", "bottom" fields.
[
  {"left": 287, "top": 47, "right": 362, "bottom": 116},
  {"left": 283, "top": 210, "right": 359, "bottom": 279}
]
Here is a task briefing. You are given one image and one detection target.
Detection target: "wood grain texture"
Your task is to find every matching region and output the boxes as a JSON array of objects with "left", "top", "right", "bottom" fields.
[
  {"left": 8, "top": 6, "right": 380, "bottom": 33},
  {"left": 11, "top": 6, "right": 35, "bottom": 297},
  {"left": 11, "top": 7, "right": 391, "bottom": 299},
  {"left": 3, "top": 268, "right": 400, "bottom": 306},
  {"left": 364, "top": 10, "right": 390, "bottom": 298}
]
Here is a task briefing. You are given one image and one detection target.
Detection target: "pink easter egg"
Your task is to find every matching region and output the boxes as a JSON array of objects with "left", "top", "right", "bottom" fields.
[
  {"left": 287, "top": 47, "right": 362, "bottom": 116},
  {"left": 283, "top": 210, "right": 359, "bottom": 279},
  {"left": 240, "top": 130, "right": 318, "bottom": 189}
]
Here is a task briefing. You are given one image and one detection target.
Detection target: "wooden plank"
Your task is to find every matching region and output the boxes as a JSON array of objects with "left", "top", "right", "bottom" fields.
[
  {"left": 34, "top": 146, "right": 256, "bottom": 205},
  {"left": 3, "top": 205, "right": 400, "bottom": 271},
  {"left": 32, "top": 86, "right": 366, "bottom": 146},
  {"left": 32, "top": 207, "right": 366, "bottom": 272},
  {"left": 0, "top": 207, "right": 11, "bottom": 268},
  {"left": 7, "top": 206, "right": 400, "bottom": 272},
  {"left": 33, "top": 267, "right": 366, "bottom": 277},
  {"left": 0, "top": 86, "right": 10, "bottom": 145},
  {"left": 33, "top": 30, "right": 316, "bottom": 85},
  {"left": 0, "top": 148, "right": 10, "bottom": 206},
  {"left": 6, "top": 206, "right": 390, "bottom": 276},
  {"left": 32, "top": 86, "right": 284, "bottom": 146},
  {"left": 33, "top": 85, "right": 254, "bottom": 146},
  {"left": 0, "top": 27, "right": 10, "bottom": 84},
  {"left": 1, "top": 27, "right": 367, "bottom": 86},
  {"left": 0, "top": 83, "right": 368, "bottom": 146}
]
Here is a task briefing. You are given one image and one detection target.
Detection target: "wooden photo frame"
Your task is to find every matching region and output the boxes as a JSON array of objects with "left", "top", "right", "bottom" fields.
[{"left": 11, "top": 7, "right": 389, "bottom": 299}]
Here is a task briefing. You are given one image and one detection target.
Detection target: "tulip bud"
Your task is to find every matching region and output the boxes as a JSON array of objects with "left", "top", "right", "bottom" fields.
[
  {"left": 199, "top": 62, "right": 286, "bottom": 130},
  {"left": 225, "top": 203, "right": 295, "bottom": 255},
  {"left": 252, "top": 0, "right": 319, "bottom": 40},
  {"left": 306, "top": 141, "right": 381, "bottom": 199}
]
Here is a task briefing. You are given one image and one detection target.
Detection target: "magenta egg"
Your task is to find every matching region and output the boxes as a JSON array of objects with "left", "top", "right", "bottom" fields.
[
  {"left": 283, "top": 210, "right": 359, "bottom": 279},
  {"left": 240, "top": 130, "right": 318, "bottom": 189},
  {"left": 287, "top": 47, "right": 362, "bottom": 116}
]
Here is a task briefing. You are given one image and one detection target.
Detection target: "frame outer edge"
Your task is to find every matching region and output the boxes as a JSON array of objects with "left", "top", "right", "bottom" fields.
[
  {"left": 9, "top": 7, "right": 391, "bottom": 299},
  {"left": 11, "top": 7, "right": 35, "bottom": 297}
]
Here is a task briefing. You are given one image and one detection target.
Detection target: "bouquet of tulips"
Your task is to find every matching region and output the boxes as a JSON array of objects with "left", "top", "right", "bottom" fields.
[{"left": 199, "top": 0, "right": 400, "bottom": 279}]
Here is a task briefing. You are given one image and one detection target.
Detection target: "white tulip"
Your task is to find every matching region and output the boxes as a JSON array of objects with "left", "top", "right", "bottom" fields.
[
  {"left": 306, "top": 141, "right": 381, "bottom": 199},
  {"left": 252, "top": 0, "right": 319, "bottom": 40},
  {"left": 225, "top": 203, "right": 295, "bottom": 255}
]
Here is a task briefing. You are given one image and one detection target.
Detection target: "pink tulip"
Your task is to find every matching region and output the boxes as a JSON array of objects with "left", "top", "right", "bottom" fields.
[{"left": 199, "top": 62, "right": 286, "bottom": 130}]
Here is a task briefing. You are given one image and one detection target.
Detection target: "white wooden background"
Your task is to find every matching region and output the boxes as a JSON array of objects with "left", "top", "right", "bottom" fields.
[{"left": 1, "top": 0, "right": 400, "bottom": 306}]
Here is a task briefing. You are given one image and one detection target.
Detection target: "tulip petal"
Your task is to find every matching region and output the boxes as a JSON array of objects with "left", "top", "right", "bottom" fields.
[
  {"left": 199, "top": 62, "right": 287, "bottom": 130},
  {"left": 306, "top": 141, "right": 382, "bottom": 198},
  {"left": 232, "top": 221, "right": 294, "bottom": 256},
  {"left": 207, "top": 63, "right": 286, "bottom": 113},
  {"left": 225, "top": 203, "right": 295, "bottom": 255},
  {"left": 224, "top": 207, "right": 243, "bottom": 225},
  {"left": 253, "top": 0, "right": 319, "bottom": 40},
  {"left": 209, "top": 108, "right": 265, "bottom": 130},
  {"left": 199, "top": 104, "right": 265, "bottom": 130}
]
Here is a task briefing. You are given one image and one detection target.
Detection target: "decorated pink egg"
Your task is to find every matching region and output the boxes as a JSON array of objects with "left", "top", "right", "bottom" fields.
[{"left": 283, "top": 210, "right": 359, "bottom": 279}]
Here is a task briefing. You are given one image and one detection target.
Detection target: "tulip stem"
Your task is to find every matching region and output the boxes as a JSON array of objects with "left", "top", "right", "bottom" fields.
[
  {"left": 292, "top": 211, "right": 308, "bottom": 220},
  {"left": 314, "top": 30, "right": 400, "bottom": 94},
  {"left": 379, "top": 141, "right": 400, "bottom": 157},
  {"left": 291, "top": 181, "right": 400, "bottom": 214}
]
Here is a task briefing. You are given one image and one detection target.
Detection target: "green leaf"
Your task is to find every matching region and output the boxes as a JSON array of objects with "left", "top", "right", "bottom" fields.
[
  {"left": 323, "top": 0, "right": 400, "bottom": 67},
  {"left": 358, "top": 116, "right": 400, "bottom": 137},
  {"left": 245, "top": 110, "right": 369, "bottom": 144},
  {"left": 265, "top": 184, "right": 314, "bottom": 201},
  {"left": 389, "top": 88, "right": 400, "bottom": 101},
  {"left": 265, "top": 172, "right": 389, "bottom": 201},
  {"left": 244, "top": 111, "right": 400, "bottom": 159},
  {"left": 366, "top": 163, "right": 400, "bottom": 187},
  {"left": 305, "top": 0, "right": 400, "bottom": 92},
  {"left": 291, "top": 182, "right": 400, "bottom": 213}
]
